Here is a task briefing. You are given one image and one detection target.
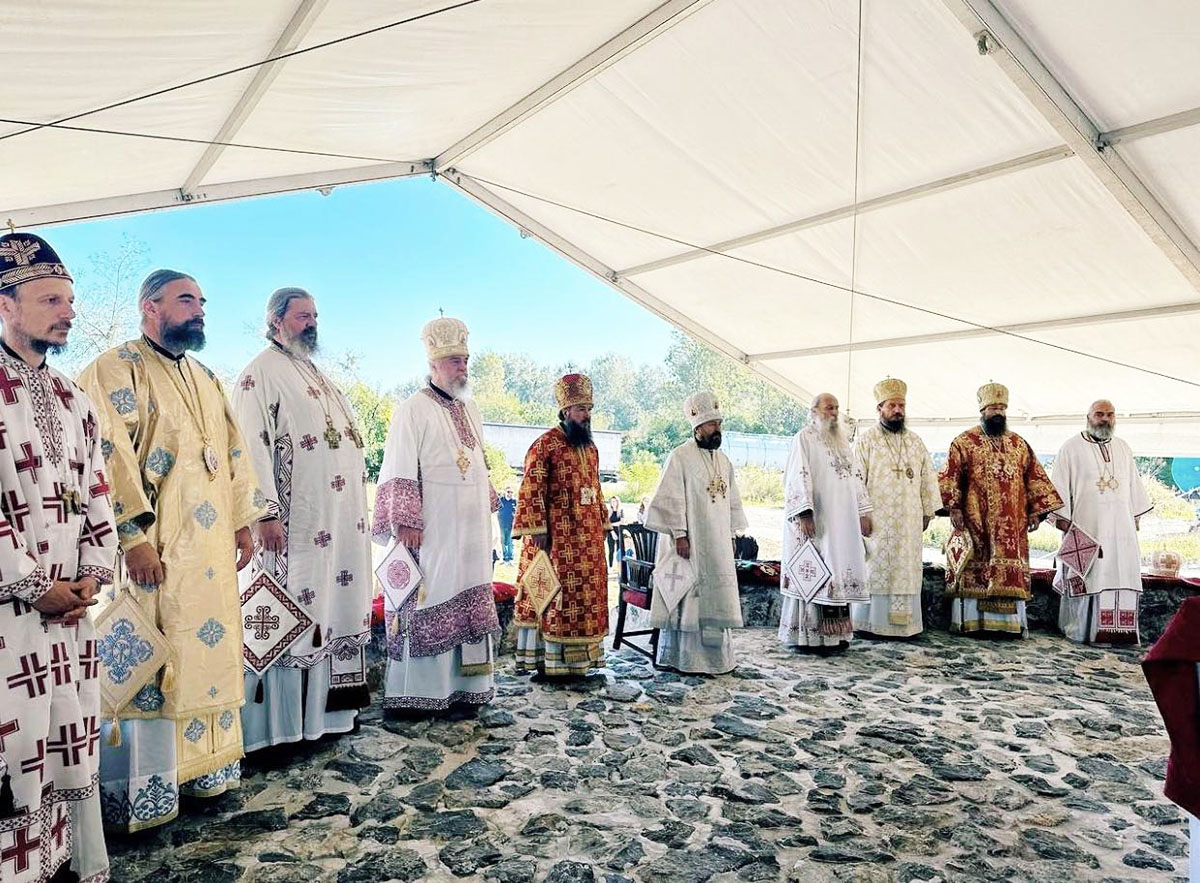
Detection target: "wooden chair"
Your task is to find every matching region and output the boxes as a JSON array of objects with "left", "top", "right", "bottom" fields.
[{"left": 612, "top": 523, "right": 659, "bottom": 661}]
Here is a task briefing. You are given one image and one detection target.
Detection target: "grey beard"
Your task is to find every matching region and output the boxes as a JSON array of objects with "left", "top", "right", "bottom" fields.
[{"left": 1088, "top": 423, "right": 1113, "bottom": 441}]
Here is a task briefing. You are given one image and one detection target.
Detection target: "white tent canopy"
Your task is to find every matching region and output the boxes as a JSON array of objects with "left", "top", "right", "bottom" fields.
[{"left": 3, "top": 0, "right": 1198, "bottom": 455}]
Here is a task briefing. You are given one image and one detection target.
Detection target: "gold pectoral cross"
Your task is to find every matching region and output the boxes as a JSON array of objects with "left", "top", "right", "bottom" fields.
[
  {"left": 323, "top": 417, "right": 342, "bottom": 449},
  {"left": 706, "top": 475, "right": 727, "bottom": 503}
]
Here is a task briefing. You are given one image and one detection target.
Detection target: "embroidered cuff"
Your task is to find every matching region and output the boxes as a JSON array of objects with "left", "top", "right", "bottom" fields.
[
  {"left": 117, "top": 518, "right": 149, "bottom": 552},
  {"left": 77, "top": 564, "right": 115, "bottom": 586},
  {"left": 372, "top": 477, "right": 423, "bottom": 542},
  {"left": 2, "top": 566, "right": 53, "bottom": 604}
]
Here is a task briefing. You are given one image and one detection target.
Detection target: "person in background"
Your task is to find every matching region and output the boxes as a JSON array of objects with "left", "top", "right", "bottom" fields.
[
  {"left": 497, "top": 486, "right": 517, "bottom": 563},
  {"left": 606, "top": 495, "right": 624, "bottom": 567}
]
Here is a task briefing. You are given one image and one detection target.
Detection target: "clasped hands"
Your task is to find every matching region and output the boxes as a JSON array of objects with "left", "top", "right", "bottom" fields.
[{"left": 793, "top": 512, "right": 873, "bottom": 540}]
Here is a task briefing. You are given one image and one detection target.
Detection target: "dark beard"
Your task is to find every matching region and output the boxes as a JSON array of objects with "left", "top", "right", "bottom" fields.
[
  {"left": 695, "top": 431, "right": 722, "bottom": 450},
  {"left": 163, "top": 319, "right": 206, "bottom": 352},
  {"left": 561, "top": 419, "right": 592, "bottom": 448},
  {"left": 296, "top": 327, "right": 318, "bottom": 353},
  {"left": 981, "top": 414, "right": 1007, "bottom": 436},
  {"left": 881, "top": 417, "right": 905, "bottom": 433},
  {"left": 29, "top": 338, "right": 66, "bottom": 356}
]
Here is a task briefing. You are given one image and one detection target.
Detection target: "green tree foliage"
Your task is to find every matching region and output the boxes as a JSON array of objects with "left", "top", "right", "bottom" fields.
[
  {"left": 735, "top": 466, "right": 784, "bottom": 506},
  {"left": 484, "top": 443, "right": 515, "bottom": 489},
  {"left": 618, "top": 451, "right": 662, "bottom": 502}
]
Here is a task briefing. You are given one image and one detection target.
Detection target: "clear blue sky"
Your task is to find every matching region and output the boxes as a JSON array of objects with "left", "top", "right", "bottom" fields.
[{"left": 35, "top": 177, "right": 676, "bottom": 387}]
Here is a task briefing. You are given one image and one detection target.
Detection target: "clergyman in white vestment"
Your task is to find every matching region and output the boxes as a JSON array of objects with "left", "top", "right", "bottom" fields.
[
  {"left": 1050, "top": 400, "right": 1152, "bottom": 645},
  {"left": 779, "top": 394, "right": 872, "bottom": 653},
  {"left": 644, "top": 391, "right": 747, "bottom": 674}
]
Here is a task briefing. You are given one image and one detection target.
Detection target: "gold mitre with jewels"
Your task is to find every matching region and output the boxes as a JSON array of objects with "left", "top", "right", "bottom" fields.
[
  {"left": 555, "top": 373, "right": 593, "bottom": 409},
  {"left": 977, "top": 382, "right": 1009, "bottom": 410},
  {"left": 685, "top": 391, "right": 722, "bottom": 429},
  {"left": 421, "top": 316, "right": 469, "bottom": 360},
  {"left": 873, "top": 377, "right": 906, "bottom": 404}
]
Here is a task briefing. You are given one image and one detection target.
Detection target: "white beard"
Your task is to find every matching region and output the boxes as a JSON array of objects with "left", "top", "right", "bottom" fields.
[{"left": 817, "top": 416, "right": 851, "bottom": 456}]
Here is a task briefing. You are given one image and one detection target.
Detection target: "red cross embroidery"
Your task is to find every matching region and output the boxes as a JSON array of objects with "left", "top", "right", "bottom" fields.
[
  {"left": 50, "top": 377, "right": 74, "bottom": 409},
  {"left": 42, "top": 483, "right": 69, "bottom": 523},
  {"left": 299, "top": 434, "right": 318, "bottom": 451},
  {"left": 50, "top": 806, "right": 70, "bottom": 849},
  {"left": 49, "top": 642, "right": 72, "bottom": 686},
  {"left": 240, "top": 376, "right": 256, "bottom": 390},
  {"left": 0, "top": 519, "right": 19, "bottom": 550},
  {"left": 89, "top": 470, "right": 111, "bottom": 498},
  {"left": 0, "top": 717, "right": 18, "bottom": 752},
  {"left": 15, "top": 442, "right": 42, "bottom": 481},
  {"left": 0, "top": 367, "right": 23, "bottom": 405},
  {"left": 330, "top": 475, "right": 345, "bottom": 492},
  {"left": 78, "top": 640, "right": 98, "bottom": 680},
  {"left": 336, "top": 570, "right": 354, "bottom": 586},
  {"left": 2, "top": 491, "right": 30, "bottom": 531},
  {"left": 83, "top": 411, "right": 97, "bottom": 441},
  {"left": 46, "top": 721, "right": 90, "bottom": 766},
  {"left": 1, "top": 826, "right": 41, "bottom": 873},
  {"left": 80, "top": 517, "right": 113, "bottom": 547},
  {"left": 6, "top": 652, "right": 48, "bottom": 698},
  {"left": 20, "top": 738, "right": 45, "bottom": 776},
  {"left": 313, "top": 531, "right": 331, "bottom": 547},
  {"left": 306, "top": 387, "right": 320, "bottom": 399}
]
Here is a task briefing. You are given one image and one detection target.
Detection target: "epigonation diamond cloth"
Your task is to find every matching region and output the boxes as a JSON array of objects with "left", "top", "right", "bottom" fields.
[
  {"left": 241, "top": 569, "right": 313, "bottom": 676},
  {"left": 942, "top": 528, "right": 975, "bottom": 593},
  {"left": 654, "top": 553, "right": 697, "bottom": 615},
  {"left": 94, "top": 585, "right": 171, "bottom": 714},
  {"left": 782, "top": 538, "right": 832, "bottom": 602},
  {"left": 1057, "top": 521, "right": 1102, "bottom": 579},
  {"left": 374, "top": 540, "right": 423, "bottom": 615},
  {"left": 519, "top": 550, "right": 562, "bottom": 617}
]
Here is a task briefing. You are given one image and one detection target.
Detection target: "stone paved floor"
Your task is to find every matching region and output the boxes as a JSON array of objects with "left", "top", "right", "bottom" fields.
[{"left": 108, "top": 629, "right": 1188, "bottom": 883}]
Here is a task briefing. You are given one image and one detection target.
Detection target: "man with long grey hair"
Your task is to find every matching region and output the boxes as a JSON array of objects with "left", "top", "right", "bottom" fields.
[
  {"left": 232, "top": 287, "right": 373, "bottom": 748},
  {"left": 79, "top": 269, "right": 266, "bottom": 832}
]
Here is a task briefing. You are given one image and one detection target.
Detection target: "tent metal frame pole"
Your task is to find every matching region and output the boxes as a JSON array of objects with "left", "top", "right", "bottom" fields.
[
  {"left": 618, "top": 146, "right": 1073, "bottom": 278},
  {"left": 3, "top": 162, "right": 429, "bottom": 229},
  {"left": 434, "top": 0, "right": 713, "bottom": 171},
  {"left": 440, "top": 168, "right": 814, "bottom": 405},
  {"left": 181, "top": 0, "right": 331, "bottom": 195},
  {"left": 940, "top": 0, "right": 1200, "bottom": 294},
  {"left": 748, "top": 300, "right": 1200, "bottom": 362},
  {"left": 1100, "top": 105, "right": 1200, "bottom": 147}
]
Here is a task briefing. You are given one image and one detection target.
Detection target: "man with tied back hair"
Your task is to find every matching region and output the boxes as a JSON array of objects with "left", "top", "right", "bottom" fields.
[
  {"left": 779, "top": 393, "right": 873, "bottom": 653},
  {"left": 0, "top": 232, "right": 118, "bottom": 883},
  {"left": 373, "top": 316, "right": 500, "bottom": 712},
  {"left": 939, "top": 383, "right": 1061, "bottom": 638},
  {"left": 79, "top": 269, "right": 266, "bottom": 832},
  {"left": 233, "top": 288, "right": 372, "bottom": 747},
  {"left": 512, "top": 373, "right": 609, "bottom": 677}
]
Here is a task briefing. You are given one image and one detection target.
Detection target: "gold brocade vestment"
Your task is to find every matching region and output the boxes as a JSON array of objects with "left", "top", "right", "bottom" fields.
[{"left": 79, "top": 339, "right": 266, "bottom": 783}]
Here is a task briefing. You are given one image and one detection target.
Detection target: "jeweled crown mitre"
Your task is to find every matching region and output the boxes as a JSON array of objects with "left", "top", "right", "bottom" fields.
[{"left": 421, "top": 316, "right": 469, "bottom": 360}]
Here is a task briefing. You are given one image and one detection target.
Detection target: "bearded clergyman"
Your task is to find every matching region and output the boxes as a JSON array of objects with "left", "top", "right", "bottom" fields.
[
  {"left": 79, "top": 269, "right": 266, "bottom": 831},
  {"left": 373, "top": 317, "right": 500, "bottom": 711},
  {"left": 644, "top": 391, "right": 747, "bottom": 674},
  {"left": 851, "top": 378, "right": 940, "bottom": 638},
  {"left": 512, "top": 374, "right": 608, "bottom": 677},
  {"left": 233, "top": 287, "right": 373, "bottom": 746},
  {"left": 0, "top": 232, "right": 117, "bottom": 883},
  {"left": 939, "top": 383, "right": 1062, "bottom": 637},
  {"left": 779, "top": 393, "right": 872, "bottom": 653},
  {"left": 1050, "top": 400, "right": 1151, "bottom": 645}
]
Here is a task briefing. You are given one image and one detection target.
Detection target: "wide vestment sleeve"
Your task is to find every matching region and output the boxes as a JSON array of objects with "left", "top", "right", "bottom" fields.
[
  {"left": 918, "top": 437, "right": 940, "bottom": 518},
  {"left": 512, "top": 435, "right": 549, "bottom": 538},
  {"left": 1124, "top": 441, "right": 1153, "bottom": 518},
  {"left": 727, "top": 453, "right": 749, "bottom": 534},
  {"left": 219, "top": 375, "right": 266, "bottom": 530},
  {"left": 78, "top": 350, "right": 156, "bottom": 552},
  {"left": 232, "top": 358, "right": 281, "bottom": 519},
  {"left": 784, "top": 430, "right": 814, "bottom": 520},
  {"left": 76, "top": 390, "right": 119, "bottom": 584},
  {"left": 372, "top": 396, "right": 423, "bottom": 544},
  {"left": 1050, "top": 439, "right": 1074, "bottom": 521},
  {"left": 1022, "top": 439, "right": 1063, "bottom": 518},
  {"left": 939, "top": 436, "right": 968, "bottom": 513},
  {"left": 644, "top": 447, "right": 687, "bottom": 539}
]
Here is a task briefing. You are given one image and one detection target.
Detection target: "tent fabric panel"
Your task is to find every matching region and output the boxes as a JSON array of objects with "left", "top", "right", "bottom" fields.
[
  {"left": 998, "top": 0, "right": 1200, "bottom": 132},
  {"left": 202, "top": 0, "right": 661, "bottom": 183},
  {"left": 1120, "top": 128, "right": 1200, "bottom": 253}
]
